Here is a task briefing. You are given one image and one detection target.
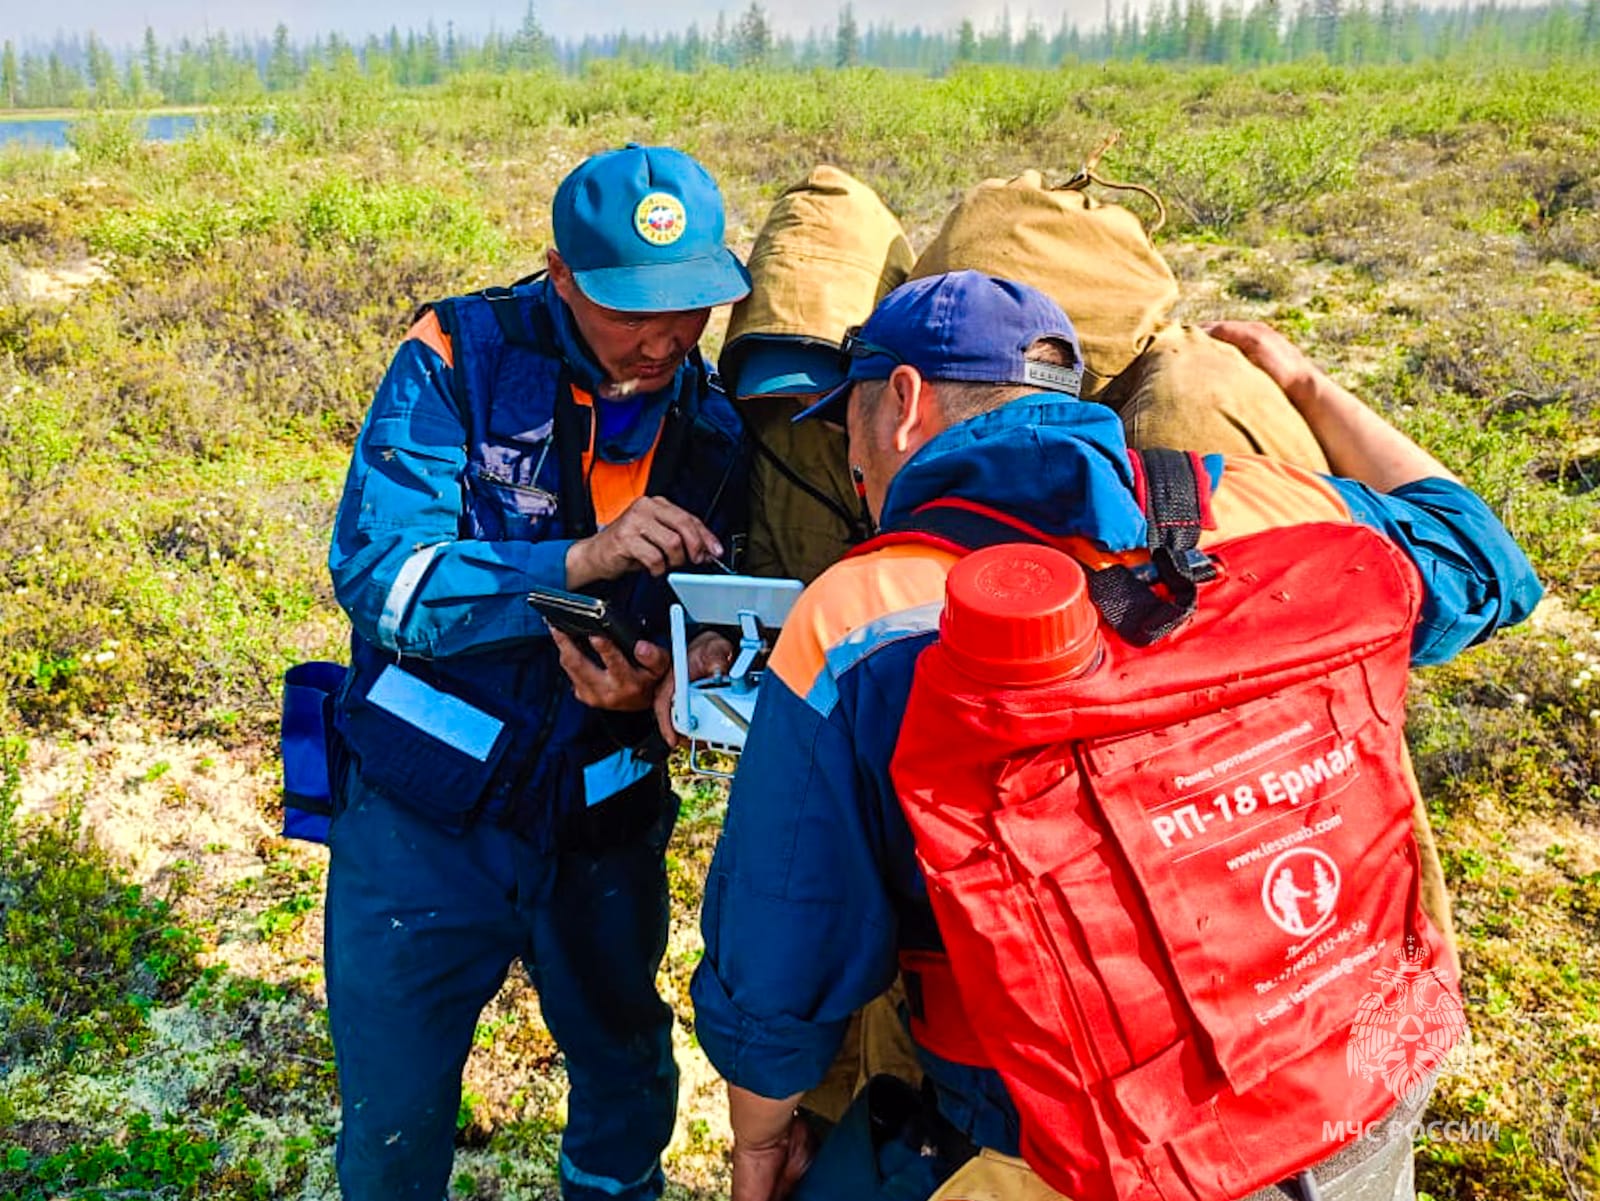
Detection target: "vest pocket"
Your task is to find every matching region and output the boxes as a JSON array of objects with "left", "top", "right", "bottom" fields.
[
  {"left": 339, "top": 663, "right": 513, "bottom": 832},
  {"left": 280, "top": 660, "right": 349, "bottom": 844},
  {"left": 473, "top": 463, "right": 559, "bottom": 541}
]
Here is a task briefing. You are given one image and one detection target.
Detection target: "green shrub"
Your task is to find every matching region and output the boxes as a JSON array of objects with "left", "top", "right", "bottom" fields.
[
  {"left": 1117, "top": 108, "right": 1379, "bottom": 234},
  {"left": 0, "top": 750, "right": 202, "bottom": 1066},
  {"left": 0, "top": 1113, "right": 258, "bottom": 1201},
  {"left": 66, "top": 112, "right": 147, "bottom": 172},
  {"left": 296, "top": 173, "right": 504, "bottom": 257},
  {"left": 87, "top": 192, "right": 283, "bottom": 261}
]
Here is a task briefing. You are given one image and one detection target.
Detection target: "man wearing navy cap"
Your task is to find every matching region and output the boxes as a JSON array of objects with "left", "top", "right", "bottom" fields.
[
  {"left": 324, "top": 144, "right": 749, "bottom": 1201},
  {"left": 692, "top": 271, "right": 1541, "bottom": 1201}
]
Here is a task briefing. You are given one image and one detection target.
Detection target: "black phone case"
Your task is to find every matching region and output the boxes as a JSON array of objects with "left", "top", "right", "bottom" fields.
[{"left": 526, "top": 587, "right": 642, "bottom": 666}]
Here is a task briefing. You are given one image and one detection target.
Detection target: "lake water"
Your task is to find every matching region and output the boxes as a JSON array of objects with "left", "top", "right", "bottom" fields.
[{"left": 0, "top": 113, "right": 199, "bottom": 149}]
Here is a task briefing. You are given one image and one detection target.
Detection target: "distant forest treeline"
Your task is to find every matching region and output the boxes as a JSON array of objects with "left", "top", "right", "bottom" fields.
[{"left": 3, "top": 0, "right": 1600, "bottom": 109}]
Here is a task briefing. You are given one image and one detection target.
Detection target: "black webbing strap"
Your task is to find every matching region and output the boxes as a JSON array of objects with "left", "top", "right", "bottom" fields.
[
  {"left": 1078, "top": 448, "right": 1215, "bottom": 645},
  {"left": 412, "top": 300, "right": 474, "bottom": 434},
  {"left": 747, "top": 430, "right": 873, "bottom": 545},
  {"left": 1123, "top": 448, "right": 1215, "bottom": 643},
  {"left": 879, "top": 449, "right": 1216, "bottom": 647}
]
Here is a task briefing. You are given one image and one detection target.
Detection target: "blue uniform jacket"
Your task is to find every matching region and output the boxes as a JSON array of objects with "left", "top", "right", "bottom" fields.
[
  {"left": 691, "top": 397, "right": 1541, "bottom": 1152},
  {"left": 328, "top": 278, "right": 747, "bottom": 843}
]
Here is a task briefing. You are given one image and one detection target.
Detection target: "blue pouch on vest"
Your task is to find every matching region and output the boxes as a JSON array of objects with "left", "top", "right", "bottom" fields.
[
  {"left": 337, "top": 662, "right": 516, "bottom": 834},
  {"left": 281, "top": 660, "right": 349, "bottom": 845}
]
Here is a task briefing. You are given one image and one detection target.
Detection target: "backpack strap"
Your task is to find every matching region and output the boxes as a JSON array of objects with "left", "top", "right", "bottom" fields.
[
  {"left": 1106, "top": 447, "right": 1217, "bottom": 644},
  {"left": 410, "top": 299, "right": 473, "bottom": 431},
  {"left": 865, "top": 448, "right": 1216, "bottom": 647},
  {"left": 748, "top": 430, "right": 874, "bottom": 546}
]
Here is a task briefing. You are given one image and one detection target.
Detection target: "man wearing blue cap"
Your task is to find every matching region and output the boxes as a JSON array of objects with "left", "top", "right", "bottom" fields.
[
  {"left": 323, "top": 144, "right": 749, "bottom": 1201},
  {"left": 691, "top": 271, "right": 1541, "bottom": 1201}
]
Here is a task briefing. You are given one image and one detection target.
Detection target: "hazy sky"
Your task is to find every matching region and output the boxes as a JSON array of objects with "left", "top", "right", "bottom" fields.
[{"left": 6, "top": 0, "right": 1114, "bottom": 48}]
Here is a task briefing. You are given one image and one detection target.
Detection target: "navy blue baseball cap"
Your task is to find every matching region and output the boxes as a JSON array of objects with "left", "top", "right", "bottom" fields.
[
  {"left": 553, "top": 144, "right": 752, "bottom": 313},
  {"left": 795, "top": 270, "right": 1083, "bottom": 424}
]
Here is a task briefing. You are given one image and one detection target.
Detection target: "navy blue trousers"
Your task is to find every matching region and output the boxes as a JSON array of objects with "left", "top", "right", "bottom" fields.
[{"left": 324, "top": 773, "right": 678, "bottom": 1201}]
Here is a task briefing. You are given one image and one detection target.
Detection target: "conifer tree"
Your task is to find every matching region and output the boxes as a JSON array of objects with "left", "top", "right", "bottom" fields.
[
  {"left": 735, "top": 2, "right": 772, "bottom": 64},
  {"left": 956, "top": 18, "right": 978, "bottom": 60},
  {"left": 836, "top": 4, "right": 861, "bottom": 66},
  {"left": 267, "top": 24, "right": 297, "bottom": 91},
  {"left": 142, "top": 26, "right": 161, "bottom": 91},
  {"left": 0, "top": 41, "right": 16, "bottom": 109},
  {"left": 510, "top": 2, "right": 553, "bottom": 70}
]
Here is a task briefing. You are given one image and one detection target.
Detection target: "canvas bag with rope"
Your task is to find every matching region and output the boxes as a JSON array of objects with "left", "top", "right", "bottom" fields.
[{"left": 911, "top": 142, "right": 1330, "bottom": 471}]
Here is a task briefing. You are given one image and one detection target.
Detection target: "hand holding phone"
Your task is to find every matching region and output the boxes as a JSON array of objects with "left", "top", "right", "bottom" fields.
[{"left": 527, "top": 585, "right": 643, "bottom": 666}]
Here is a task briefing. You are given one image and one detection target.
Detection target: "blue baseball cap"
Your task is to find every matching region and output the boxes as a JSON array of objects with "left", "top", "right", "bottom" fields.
[
  {"left": 723, "top": 335, "right": 849, "bottom": 400},
  {"left": 795, "top": 270, "right": 1083, "bottom": 424},
  {"left": 553, "top": 144, "right": 752, "bottom": 313}
]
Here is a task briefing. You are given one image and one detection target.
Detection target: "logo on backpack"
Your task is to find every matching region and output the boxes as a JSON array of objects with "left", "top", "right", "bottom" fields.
[
  {"left": 1347, "top": 935, "right": 1466, "bottom": 1108},
  {"left": 1261, "top": 847, "right": 1340, "bottom": 938}
]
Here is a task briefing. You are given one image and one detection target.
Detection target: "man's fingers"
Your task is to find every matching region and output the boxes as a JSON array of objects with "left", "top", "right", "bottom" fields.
[
  {"left": 636, "top": 498, "right": 721, "bottom": 563},
  {"left": 635, "top": 521, "right": 690, "bottom": 573},
  {"left": 687, "top": 632, "right": 735, "bottom": 680},
  {"left": 577, "top": 497, "right": 725, "bottom": 584},
  {"left": 653, "top": 675, "right": 681, "bottom": 751},
  {"left": 589, "top": 634, "right": 632, "bottom": 673},
  {"left": 656, "top": 506, "right": 721, "bottom": 564},
  {"left": 618, "top": 530, "right": 671, "bottom": 576},
  {"left": 550, "top": 628, "right": 589, "bottom": 673},
  {"left": 633, "top": 640, "right": 669, "bottom": 674},
  {"left": 1201, "top": 320, "right": 1259, "bottom": 350},
  {"left": 591, "top": 634, "right": 667, "bottom": 683}
]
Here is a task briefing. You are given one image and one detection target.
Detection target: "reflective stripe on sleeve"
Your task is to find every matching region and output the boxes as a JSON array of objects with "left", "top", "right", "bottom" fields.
[{"left": 377, "top": 542, "right": 446, "bottom": 650}]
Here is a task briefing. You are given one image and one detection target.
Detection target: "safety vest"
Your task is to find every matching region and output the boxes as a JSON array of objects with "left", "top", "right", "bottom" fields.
[
  {"left": 331, "top": 278, "right": 747, "bottom": 845},
  {"left": 880, "top": 451, "right": 1462, "bottom": 1201}
]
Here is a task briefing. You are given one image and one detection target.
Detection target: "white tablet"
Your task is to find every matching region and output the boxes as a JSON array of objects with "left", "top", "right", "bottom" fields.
[{"left": 667, "top": 573, "right": 804, "bottom": 628}]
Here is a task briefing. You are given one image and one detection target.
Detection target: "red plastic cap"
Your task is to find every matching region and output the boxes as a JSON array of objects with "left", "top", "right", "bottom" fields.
[{"left": 941, "top": 544, "right": 1101, "bottom": 686}]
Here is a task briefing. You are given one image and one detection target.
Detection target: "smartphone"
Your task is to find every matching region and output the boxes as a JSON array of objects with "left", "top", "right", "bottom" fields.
[{"left": 527, "top": 585, "right": 642, "bottom": 666}]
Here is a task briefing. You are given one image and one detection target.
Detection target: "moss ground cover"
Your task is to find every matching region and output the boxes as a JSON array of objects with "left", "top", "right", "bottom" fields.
[{"left": 1, "top": 63, "right": 1597, "bottom": 1199}]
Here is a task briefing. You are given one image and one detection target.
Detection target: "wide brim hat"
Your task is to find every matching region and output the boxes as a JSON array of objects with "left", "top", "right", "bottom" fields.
[{"left": 722, "top": 335, "right": 848, "bottom": 400}]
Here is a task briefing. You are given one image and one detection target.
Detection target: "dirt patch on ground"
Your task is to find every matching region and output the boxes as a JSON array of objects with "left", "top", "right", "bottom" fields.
[
  {"left": 14, "top": 728, "right": 737, "bottom": 1199},
  {"left": 18, "top": 255, "right": 113, "bottom": 302},
  {"left": 18, "top": 724, "right": 281, "bottom": 894}
]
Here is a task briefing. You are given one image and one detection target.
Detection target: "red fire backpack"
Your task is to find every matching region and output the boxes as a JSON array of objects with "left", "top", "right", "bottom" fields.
[{"left": 880, "top": 450, "right": 1462, "bottom": 1201}]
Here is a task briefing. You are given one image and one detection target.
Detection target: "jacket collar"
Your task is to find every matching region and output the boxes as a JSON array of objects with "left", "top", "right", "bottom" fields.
[{"left": 878, "top": 397, "right": 1148, "bottom": 552}]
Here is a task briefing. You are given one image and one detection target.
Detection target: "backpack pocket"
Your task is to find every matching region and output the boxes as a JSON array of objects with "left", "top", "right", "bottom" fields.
[{"left": 1076, "top": 663, "right": 1431, "bottom": 1095}]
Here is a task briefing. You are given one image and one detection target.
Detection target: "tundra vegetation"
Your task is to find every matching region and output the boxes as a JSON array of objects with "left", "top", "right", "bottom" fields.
[{"left": 0, "top": 60, "right": 1597, "bottom": 1201}]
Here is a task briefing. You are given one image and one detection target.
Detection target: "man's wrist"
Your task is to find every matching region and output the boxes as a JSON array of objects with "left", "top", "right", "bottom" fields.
[
  {"left": 565, "top": 538, "right": 594, "bottom": 588},
  {"left": 729, "top": 1084, "right": 803, "bottom": 1149}
]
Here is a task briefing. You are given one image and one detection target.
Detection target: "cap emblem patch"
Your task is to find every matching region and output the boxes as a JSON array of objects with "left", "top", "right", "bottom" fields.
[{"left": 634, "top": 193, "right": 687, "bottom": 246}]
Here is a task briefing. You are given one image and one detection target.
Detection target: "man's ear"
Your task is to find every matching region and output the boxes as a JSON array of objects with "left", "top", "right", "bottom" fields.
[
  {"left": 547, "top": 249, "right": 574, "bottom": 301},
  {"left": 888, "top": 365, "right": 938, "bottom": 455}
]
